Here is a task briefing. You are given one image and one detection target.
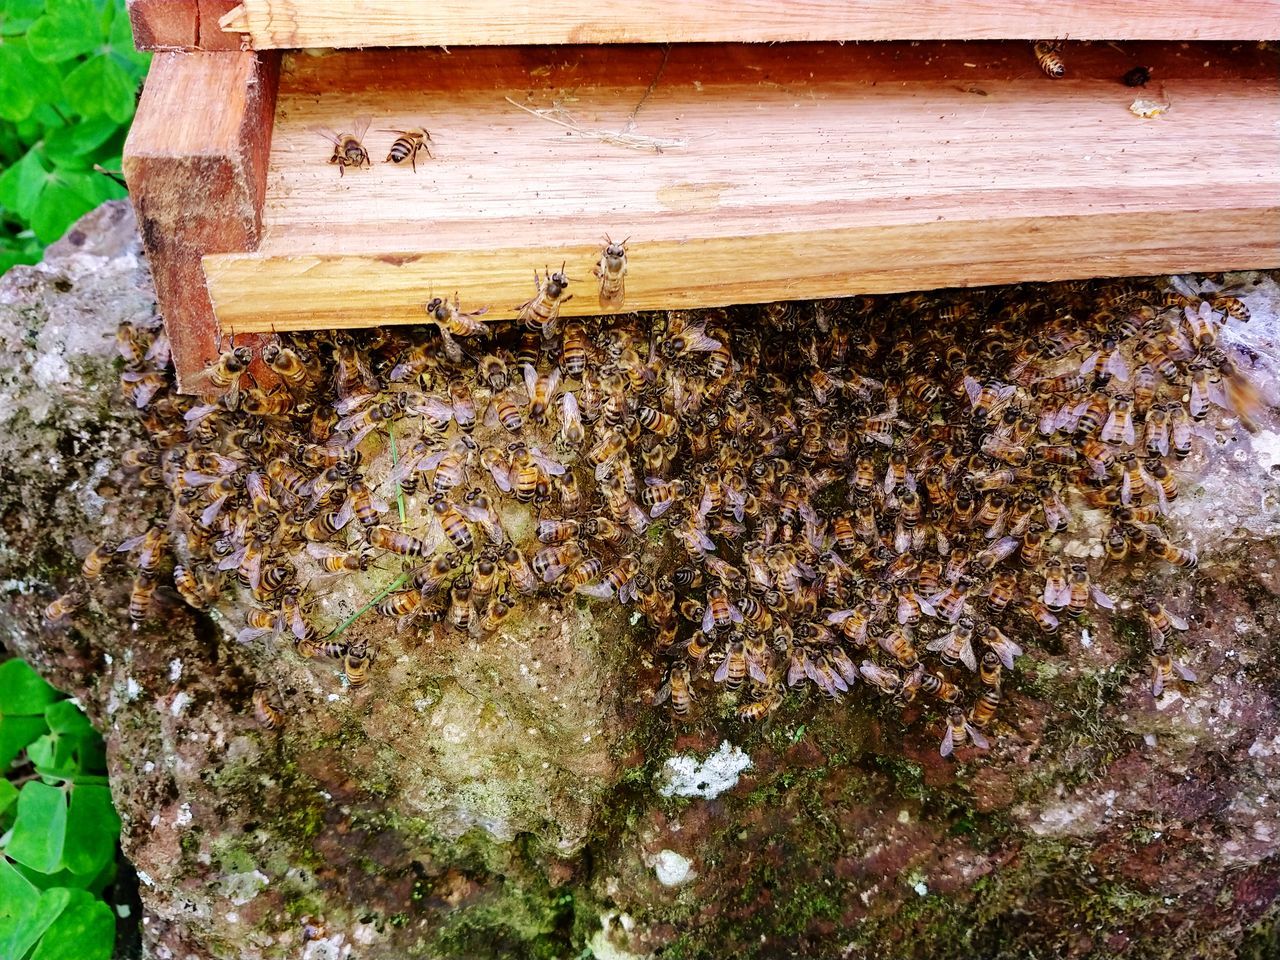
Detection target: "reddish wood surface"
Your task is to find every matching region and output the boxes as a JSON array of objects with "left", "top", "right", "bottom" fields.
[
  {"left": 123, "top": 51, "right": 280, "bottom": 391},
  {"left": 127, "top": 0, "right": 198, "bottom": 49},
  {"left": 198, "top": 0, "right": 244, "bottom": 50}
]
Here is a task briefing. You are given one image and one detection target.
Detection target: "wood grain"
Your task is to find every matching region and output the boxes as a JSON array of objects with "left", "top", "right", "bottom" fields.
[
  {"left": 123, "top": 51, "right": 280, "bottom": 390},
  {"left": 215, "top": 0, "right": 1280, "bottom": 48},
  {"left": 200, "top": 41, "right": 1280, "bottom": 333},
  {"left": 127, "top": 0, "right": 198, "bottom": 49}
]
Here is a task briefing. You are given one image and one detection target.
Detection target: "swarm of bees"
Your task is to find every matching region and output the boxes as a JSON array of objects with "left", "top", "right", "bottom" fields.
[{"left": 45, "top": 249, "right": 1266, "bottom": 756}]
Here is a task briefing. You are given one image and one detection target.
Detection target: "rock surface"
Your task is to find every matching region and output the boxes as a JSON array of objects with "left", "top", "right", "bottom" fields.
[{"left": 3, "top": 202, "right": 1280, "bottom": 959}]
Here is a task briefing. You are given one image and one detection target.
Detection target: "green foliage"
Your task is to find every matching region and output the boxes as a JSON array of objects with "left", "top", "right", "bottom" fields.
[
  {"left": 0, "top": 659, "right": 120, "bottom": 960},
  {"left": 0, "top": 0, "right": 149, "bottom": 271}
]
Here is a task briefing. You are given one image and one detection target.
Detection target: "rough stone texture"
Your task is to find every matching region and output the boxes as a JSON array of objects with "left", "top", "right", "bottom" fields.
[{"left": 3, "top": 202, "right": 1280, "bottom": 959}]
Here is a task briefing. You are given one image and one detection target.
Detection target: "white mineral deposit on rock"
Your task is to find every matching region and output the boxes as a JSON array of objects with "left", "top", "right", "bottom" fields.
[
  {"left": 652, "top": 849, "right": 695, "bottom": 886},
  {"left": 659, "top": 740, "right": 752, "bottom": 799}
]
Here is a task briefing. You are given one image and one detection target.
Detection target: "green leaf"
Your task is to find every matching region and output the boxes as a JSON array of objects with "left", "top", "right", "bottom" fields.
[
  {"left": 43, "top": 701, "right": 92, "bottom": 736},
  {"left": 29, "top": 889, "right": 114, "bottom": 960},
  {"left": 5, "top": 781, "right": 67, "bottom": 873},
  {"left": 0, "top": 715, "right": 48, "bottom": 770},
  {"left": 44, "top": 118, "right": 119, "bottom": 168},
  {"left": 29, "top": 169, "right": 123, "bottom": 243},
  {"left": 27, "top": 0, "right": 102, "bottom": 63},
  {"left": 59, "top": 785, "right": 118, "bottom": 876},
  {"left": 62, "top": 53, "right": 135, "bottom": 122},
  {"left": 0, "top": 858, "right": 56, "bottom": 960},
  {"left": 0, "top": 779, "right": 17, "bottom": 819},
  {"left": 0, "top": 660, "right": 59, "bottom": 715},
  {"left": 109, "top": 7, "right": 150, "bottom": 72},
  {"left": 0, "top": 46, "right": 37, "bottom": 121}
]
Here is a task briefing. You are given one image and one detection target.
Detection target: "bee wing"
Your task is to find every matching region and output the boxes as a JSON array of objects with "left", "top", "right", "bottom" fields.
[
  {"left": 411, "top": 397, "right": 456, "bottom": 423},
  {"left": 939, "top": 725, "right": 955, "bottom": 758},
  {"left": 967, "top": 724, "right": 990, "bottom": 750},
  {"left": 1120, "top": 469, "right": 1133, "bottom": 505},
  {"left": 1150, "top": 669, "right": 1165, "bottom": 698},
  {"left": 728, "top": 602, "right": 743, "bottom": 624},
  {"left": 385, "top": 449, "right": 427, "bottom": 489},
  {"left": 652, "top": 680, "right": 671, "bottom": 706},
  {"left": 236, "top": 626, "right": 275, "bottom": 645},
  {"left": 1106, "top": 350, "right": 1131, "bottom": 382},
  {"left": 963, "top": 375, "right": 982, "bottom": 407},
  {"left": 343, "top": 422, "right": 378, "bottom": 451},
  {"left": 200, "top": 495, "right": 230, "bottom": 528},
  {"left": 560, "top": 390, "right": 580, "bottom": 425},
  {"left": 1174, "top": 661, "right": 1198, "bottom": 683},
  {"left": 1123, "top": 417, "right": 1136, "bottom": 446},
  {"left": 183, "top": 470, "right": 222, "bottom": 486},
  {"left": 925, "top": 631, "right": 950, "bottom": 653},
  {"left": 713, "top": 656, "right": 730, "bottom": 682},
  {"left": 335, "top": 391, "right": 376, "bottom": 416},
  {"left": 490, "top": 462, "right": 514, "bottom": 493},
  {"left": 1080, "top": 351, "right": 1099, "bottom": 376},
  {"left": 960, "top": 637, "right": 978, "bottom": 672},
  {"left": 351, "top": 114, "right": 371, "bottom": 141},
  {"left": 529, "top": 447, "right": 566, "bottom": 476},
  {"left": 826, "top": 609, "right": 855, "bottom": 625},
  {"left": 1045, "top": 580, "right": 1071, "bottom": 609},
  {"left": 217, "top": 546, "right": 246, "bottom": 572},
  {"left": 576, "top": 583, "right": 616, "bottom": 600},
  {"left": 748, "top": 660, "right": 769, "bottom": 684},
  {"left": 116, "top": 533, "right": 148, "bottom": 554},
  {"left": 701, "top": 604, "right": 715, "bottom": 634},
  {"left": 917, "top": 595, "right": 937, "bottom": 618},
  {"left": 681, "top": 328, "right": 723, "bottom": 354},
  {"left": 311, "top": 125, "right": 342, "bottom": 145},
  {"left": 522, "top": 363, "right": 538, "bottom": 399},
  {"left": 1090, "top": 585, "right": 1116, "bottom": 610},
  {"left": 650, "top": 499, "right": 676, "bottom": 519},
  {"left": 1167, "top": 610, "right": 1189, "bottom": 631},
  {"left": 305, "top": 542, "right": 345, "bottom": 561},
  {"left": 333, "top": 498, "right": 356, "bottom": 531},
  {"left": 545, "top": 366, "right": 562, "bottom": 399},
  {"left": 183, "top": 402, "right": 220, "bottom": 424}
]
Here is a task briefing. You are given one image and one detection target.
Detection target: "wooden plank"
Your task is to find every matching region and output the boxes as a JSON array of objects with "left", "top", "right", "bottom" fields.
[
  {"left": 215, "top": 0, "right": 1280, "bottom": 49},
  {"left": 127, "top": 0, "right": 198, "bottom": 49},
  {"left": 200, "top": 41, "right": 1280, "bottom": 333},
  {"left": 123, "top": 51, "right": 280, "bottom": 390},
  {"left": 198, "top": 0, "right": 245, "bottom": 50}
]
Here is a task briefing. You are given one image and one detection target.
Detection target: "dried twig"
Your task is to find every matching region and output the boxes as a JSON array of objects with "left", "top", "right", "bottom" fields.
[{"left": 504, "top": 96, "right": 687, "bottom": 153}]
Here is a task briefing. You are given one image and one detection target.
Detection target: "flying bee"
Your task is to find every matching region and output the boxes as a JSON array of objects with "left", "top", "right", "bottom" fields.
[
  {"left": 518, "top": 265, "right": 573, "bottom": 336},
  {"left": 1033, "top": 39, "right": 1065, "bottom": 78},
  {"left": 1149, "top": 640, "right": 1196, "bottom": 697},
  {"left": 381, "top": 126, "right": 433, "bottom": 171},
  {"left": 928, "top": 617, "right": 978, "bottom": 671},
  {"left": 318, "top": 117, "right": 371, "bottom": 176},
  {"left": 1140, "top": 597, "right": 1190, "bottom": 644},
  {"left": 252, "top": 688, "right": 285, "bottom": 730},
  {"left": 594, "top": 235, "right": 629, "bottom": 308},
  {"left": 940, "top": 705, "right": 990, "bottom": 757},
  {"left": 654, "top": 662, "right": 695, "bottom": 718}
]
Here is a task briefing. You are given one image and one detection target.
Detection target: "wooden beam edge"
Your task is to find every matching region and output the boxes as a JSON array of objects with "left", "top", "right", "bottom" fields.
[{"left": 203, "top": 206, "right": 1280, "bottom": 333}]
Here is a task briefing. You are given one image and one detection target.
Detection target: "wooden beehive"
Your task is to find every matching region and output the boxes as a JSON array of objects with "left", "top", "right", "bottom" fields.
[{"left": 122, "top": 1, "right": 1280, "bottom": 390}]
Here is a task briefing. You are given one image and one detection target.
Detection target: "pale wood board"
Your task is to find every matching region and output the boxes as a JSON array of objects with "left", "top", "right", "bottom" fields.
[
  {"left": 203, "top": 42, "right": 1280, "bottom": 334},
  {"left": 216, "top": 0, "right": 1280, "bottom": 48}
]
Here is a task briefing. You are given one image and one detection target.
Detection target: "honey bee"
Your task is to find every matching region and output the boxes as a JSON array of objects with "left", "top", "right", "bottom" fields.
[
  {"left": 518, "top": 265, "right": 573, "bottom": 336},
  {"left": 940, "top": 706, "right": 990, "bottom": 757},
  {"left": 318, "top": 117, "right": 371, "bottom": 176},
  {"left": 343, "top": 640, "right": 371, "bottom": 687},
  {"left": 382, "top": 126, "right": 433, "bottom": 171},
  {"left": 80, "top": 542, "right": 116, "bottom": 580},
  {"left": 661, "top": 314, "right": 723, "bottom": 360},
  {"left": 1101, "top": 393, "right": 1136, "bottom": 446},
  {"left": 1033, "top": 40, "right": 1065, "bottom": 78},
  {"left": 501, "top": 545, "right": 538, "bottom": 595},
  {"left": 173, "top": 564, "right": 220, "bottom": 609},
  {"left": 560, "top": 322, "right": 592, "bottom": 379},
  {"left": 429, "top": 494, "right": 474, "bottom": 551},
  {"left": 44, "top": 590, "right": 82, "bottom": 623},
  {"left": 713, "top": 639, "right": 749, "bottom": 689},
  {"left": 654, "top": 662, "right": 695, "bottom": 718},
  {"left": 305, "top": 543, "right": 370, "bottom": 574},
  {"left": 252, "top": 688, "right": 284, "bottom": 730},
  {"left": 118, "top": 527, "right": 168, "bottom": 576},
  {"left": 594, "top": 236, "right": 629, "bottom": 308},
  {"left": 121, "top": 447, "right": 160, "bottom": 470},
  {"left": 487, "top": 392, "right": 524, "bottom": 434},
  {"left": 737, "top": 688, "right": 783, "bottom": 721},
  {"left": 190, "top": 344, "right": 252, "bottom": 398},
  {"left": 702, "top": 582, "right": 743, "bottom": 634},
  {"left": 1041, "top": 557, "right": 1070, "bottom": 611},
  {"left": 262, "top": 342, "right": 319, "bottom": 394},
  {"left": 1140, "top": 597, "right": 1189, "bottom": 644},
  {"left": 970, "top": 685, "right": 1002, "bottom": 728},
  {"left": 978, "top": 623, "right": 1023, "bottom": 670},
  {"left": 982, "top": 570, "right": 1018, "bottom": 612},
  {"left": 348, "top": 476, "right": 388, "bottom": 527},
  {"left": 1148, "top": 640, "right": 1196, "bottom": 697},
  {"left": 859, "top": 660, "right": 902, "bottom": 697},
  {"left": 426, "top": 293, "right": 491, "bottom": 339},
  {"left": 128, "top": 572, "right": 157, "bottom": 622},
  {"left": 370, "top": 525, "right": 436, "bottom": 559},
  {"left": 878, "top": 627, "right": 920, "bottom": 668},
  {"left": 928, "top": 617, "right": 978, "bottom": 671}
]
